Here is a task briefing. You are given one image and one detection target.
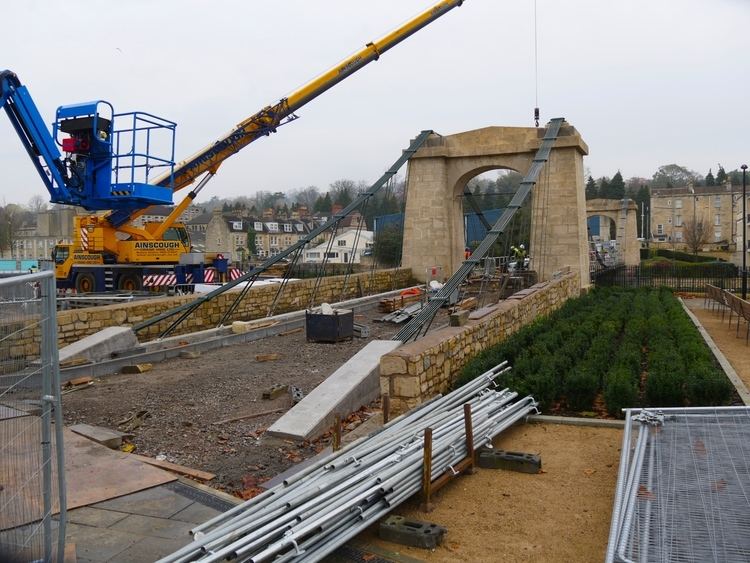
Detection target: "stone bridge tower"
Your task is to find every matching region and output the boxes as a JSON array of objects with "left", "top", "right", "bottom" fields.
[{"left": 401, "top": 124, "right": 590, "bottom": 285}]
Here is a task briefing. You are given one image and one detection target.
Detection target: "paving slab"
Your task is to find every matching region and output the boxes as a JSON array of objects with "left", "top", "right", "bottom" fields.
[
  {"left": 63, "top": 522, "right": 140, "bottom": 562},
  {"left": 91, "top": 486, "right": 192, "bottom": 519},
  {"left": 107, "top": 536, "right": 188, "bottom": 563},
  {"left": 170, "top": 501, "right": 224, "bottom": 525},
  {"left": 267, "top": 340, "right": 401, "bottom": 441},
  {"left": 65, "top": 506, "right": 130, "bottom": 528},
  {"left": 109, "top": 513, "right": 194, "bottom": 540}
]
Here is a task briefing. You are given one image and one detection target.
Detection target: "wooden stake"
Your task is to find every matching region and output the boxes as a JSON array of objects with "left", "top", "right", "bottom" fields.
[
  {"left": 332, "top": 414, "right": 342, "bottom": 451},
  {"left": 420, "top": 427, "right": 434, "bottom": 512},
  {"left": 382, "top": 393, "right": 391, "bottom": 425}
]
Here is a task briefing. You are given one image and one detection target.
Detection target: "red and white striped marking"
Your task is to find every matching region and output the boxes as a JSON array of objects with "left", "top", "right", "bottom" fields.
[
  {"left": 143, "top": 274, "right": 176, "bottom": 287},
  {"left": 204, "top": 269, "right": 216, "bottom": 283},
  {"left": 229, "top": 269, "right": 245, "bottom": 280},
  {"left": 80, "top": 228, "right": 89, "bottom": 251}
]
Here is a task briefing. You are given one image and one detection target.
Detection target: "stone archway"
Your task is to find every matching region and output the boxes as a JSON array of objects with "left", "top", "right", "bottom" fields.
[
  {"left": 401, "top": 124, "right": 590, "bottom": 284},
  {"left": 586, "top": 198, "right": 640, "bottom": 266}
]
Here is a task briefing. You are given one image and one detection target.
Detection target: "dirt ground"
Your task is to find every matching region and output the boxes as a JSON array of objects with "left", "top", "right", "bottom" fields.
[
  {"left": 61, "top": 307, "right": 429, "bottom": 495},
  {"left": 360, "top": 422, "right": 623, "bottom": 563}
]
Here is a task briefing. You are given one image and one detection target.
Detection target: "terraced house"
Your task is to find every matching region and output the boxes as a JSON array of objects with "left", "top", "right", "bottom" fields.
[{"left": 650, "top": 182, "right": 741, "bottom": 250}]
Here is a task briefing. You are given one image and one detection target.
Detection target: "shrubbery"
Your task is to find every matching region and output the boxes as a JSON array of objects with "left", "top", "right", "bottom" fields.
[{"left": 456, "top": 287, "right": 733, "bottom": 417}]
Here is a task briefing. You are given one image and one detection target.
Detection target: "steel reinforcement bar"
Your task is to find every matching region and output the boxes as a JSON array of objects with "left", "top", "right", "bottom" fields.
[{"left": 393, "top": 117, "right": 565, "bottom": 342}]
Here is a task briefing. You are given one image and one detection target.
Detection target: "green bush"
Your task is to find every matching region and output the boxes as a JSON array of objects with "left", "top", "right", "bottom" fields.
[{"left": 604, "top": 367, "right": 639, "bottom": 417}]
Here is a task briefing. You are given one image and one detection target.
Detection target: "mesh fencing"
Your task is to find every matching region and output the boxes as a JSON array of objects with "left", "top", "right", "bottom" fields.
[{"left": 0, "top": 271, "right": 66, "bottom": 562}]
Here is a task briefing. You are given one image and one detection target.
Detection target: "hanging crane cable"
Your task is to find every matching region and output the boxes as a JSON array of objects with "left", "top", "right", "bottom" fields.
[{"left": 533, "top": 0, "right": 540, "bottom": 127}]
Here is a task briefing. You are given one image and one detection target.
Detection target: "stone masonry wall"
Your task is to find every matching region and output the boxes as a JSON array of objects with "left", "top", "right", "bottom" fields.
[
  {"left": 380, "top": 271, "right": 580, "bottom": 415},
  {"left": 49, "top": 268, "right": 412, "bottom": 350}
]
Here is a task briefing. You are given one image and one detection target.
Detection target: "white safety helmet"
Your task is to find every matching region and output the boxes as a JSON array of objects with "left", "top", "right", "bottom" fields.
[{"left": 519, "top": 244, "right": 525, "bottom": 250}]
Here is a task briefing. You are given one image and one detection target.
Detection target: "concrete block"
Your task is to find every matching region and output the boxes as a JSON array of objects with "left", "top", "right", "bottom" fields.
[
  {"left": 58, "top": 327, "right": 139, "bottom": 365},
  {"left": 379, "top": 515, "right": 446, "bottom": 549},
  {"left": 267, "top": 340, "right": 402, "bottom": 441},
  {"left": 449, "top": 310, "right": 470, "bottom": 326},
  {"left": 477, "top": 448, "right": 541, "bottom": 473},
  {"left": 70, "top": 424, "right": 131, "bottom": 449},
  {"left": 179, "top": 350, "right": 201, "bottom": 359}
]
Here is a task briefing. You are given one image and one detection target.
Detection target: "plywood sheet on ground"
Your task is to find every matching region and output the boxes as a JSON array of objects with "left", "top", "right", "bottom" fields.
[
  {"left": 361, "top": 422, "right": 622, "bottom": 563},
  {"left": 0, "top": 421, "right": 174, "bottom": 529}
]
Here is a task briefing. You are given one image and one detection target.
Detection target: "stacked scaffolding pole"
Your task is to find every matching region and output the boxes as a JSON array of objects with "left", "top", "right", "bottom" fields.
[{"left": 159, "top": 362, "right": 537, "bottom": 563}]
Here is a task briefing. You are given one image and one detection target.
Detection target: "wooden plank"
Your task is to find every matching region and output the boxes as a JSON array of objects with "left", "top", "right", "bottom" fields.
[
  {"left": 255, "top": 353, "right": 280, "bottom": 362},
  {"left": 213, "top": 408, "right": 284, "bottom": 426},
  {"left": 129, "top": 454, "right": 215, "bottom": 481}
]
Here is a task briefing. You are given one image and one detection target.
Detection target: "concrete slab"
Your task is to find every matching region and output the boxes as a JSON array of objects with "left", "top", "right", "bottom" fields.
[
  {"left": 108, "top": 513, "right": 194, "bottom": 540},
  {"left": 63, "top": 522, "right": 140, "bottom": 562},
  {"left": 66, "top": 506, "right": 130, "bottom": 528},
  {"left": 58, "top": 326, "right": 139, "bottom": 365},
  {"left": 170, "top": 501, "right": 224, "bottom": 525},
  {"left": 267, "top": 340, "right": 402, "bottom": 441},
  {"left": 69, "top": 423, "right": 131, "bottom": 449},
  {"left": 91, "top": 486, "right": 192, "bottom": 519},
  {"left": 107, "top": 536, "right": 188, "bottom": 563}
]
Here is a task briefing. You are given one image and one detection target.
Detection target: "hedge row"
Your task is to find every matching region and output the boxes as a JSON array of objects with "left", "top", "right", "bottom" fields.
[{"left": 456, "top": 287, "right": 733, "bottom": 417}]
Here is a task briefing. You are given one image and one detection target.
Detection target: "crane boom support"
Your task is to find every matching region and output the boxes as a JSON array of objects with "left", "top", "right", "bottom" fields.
[{"left": 152, "top": 0, "right": 465, "bottom": 193}]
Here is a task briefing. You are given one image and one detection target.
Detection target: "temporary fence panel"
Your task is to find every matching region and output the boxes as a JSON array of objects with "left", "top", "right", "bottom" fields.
[{"left": 0, "top": 271, "right": 66, "bottom": 561}]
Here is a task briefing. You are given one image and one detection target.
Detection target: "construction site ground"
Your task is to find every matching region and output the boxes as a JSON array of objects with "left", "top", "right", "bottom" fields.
[
  {"left": 61, "top": 306, "right": 446, "bottom": 496},
  {"left": 57, "top": 295, "right": 750, "bottom": 562}
]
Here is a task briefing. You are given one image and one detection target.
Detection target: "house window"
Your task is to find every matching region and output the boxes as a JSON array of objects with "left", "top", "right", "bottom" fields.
[
  {"left": 714, "top": 230, "right": 722, "bottom": 241},
  {"left": 231, "top": 221, "right": 243, "bottom": 231},
  {"left": 656, "top": 224, "right": 664, "bottom": 235},
  {"left": 337, "top": 240, "right": 347, "bottom": 247},
  {"left": 283, "top": 223, "right": 292, "bottom": 233},
  {"left": 715, "top": 214, "right": 721, "bottom": 226},
  {"left": 267, "top": 222, "right": 278, "bottom": 232},
  {"left": 295, "top": 224, "right": 304, "bottom": 232},
  {"left": 675, "top": 215, "right": 682, "bottom": 227},
  {"left": 675, "top": 231, "right": 683, "bottom": 241},
  {"left": 270, "top": 236, "right": 278, "bottom": 245},
  {"left": 307, "top": 252, "right": 320, "bottom": 259},
  {"left": 325, "top": 252, "right": 339, "bottom": 259},
  {"left": 254, "top": 221, "right": 263, "bottom": 231},
  {"left": 714, "top": 195, "right": 722, "bottom": 208},
  {"left": 675, "top": 199, "right": 683, "bottom": 209}
]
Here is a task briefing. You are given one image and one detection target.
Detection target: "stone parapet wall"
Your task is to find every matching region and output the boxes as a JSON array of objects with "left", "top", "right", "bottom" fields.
[
  {"left": 53, "top": 268, "right": 412, "bottom": 349},
  {"left": 380, "top": 271, "right": 580, "bottom": 414}
]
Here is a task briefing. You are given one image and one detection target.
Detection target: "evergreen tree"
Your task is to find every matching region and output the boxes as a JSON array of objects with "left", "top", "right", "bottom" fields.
[
  {"left": 598, "top": 177, "right": 611, "bottom": 199},
  {"left": 585, "top": 176, "right": 598, "bottom": 200},
  {"left": 609, "top": 171, "right": 625, "bottom": 199},
  {"left": 716, "top": 165, "right": 727, "bottom": 184},
  {"left": 705, "top": 169, "right": 716, "bottom": 186}
]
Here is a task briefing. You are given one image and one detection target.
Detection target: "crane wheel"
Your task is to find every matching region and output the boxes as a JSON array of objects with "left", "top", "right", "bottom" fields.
[
  {"left": 74, "top": 272, "right": 96, "bottom": 293},
  {"left": 118, "top": 273, "right": 143, "bottom": 291}
]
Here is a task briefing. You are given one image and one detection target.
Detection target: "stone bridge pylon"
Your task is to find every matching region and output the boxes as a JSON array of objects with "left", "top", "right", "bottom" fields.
[{"left": 401, "top": 124, "right": 590, "bottom": 285}]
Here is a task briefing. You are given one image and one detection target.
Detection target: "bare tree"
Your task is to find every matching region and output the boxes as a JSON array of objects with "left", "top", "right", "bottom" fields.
[
  {"left": 683, "top": 216, "right": 710, "bottom": 254},
  {"left": 27, "top": 195, "right": 48, "bottom": 213},
  {"left": 290, "top": 186, "right": 320, "bottom": 210}
]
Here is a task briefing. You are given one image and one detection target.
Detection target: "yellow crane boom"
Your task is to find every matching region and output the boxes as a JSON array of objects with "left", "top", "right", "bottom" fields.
[{"left": 150, "top": 0, "right": 465, "bottom": 193}]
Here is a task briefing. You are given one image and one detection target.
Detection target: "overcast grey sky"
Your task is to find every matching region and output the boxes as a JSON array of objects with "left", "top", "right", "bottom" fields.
[{"left": 1, "top": 0, "right": 748, "bottom": 207}]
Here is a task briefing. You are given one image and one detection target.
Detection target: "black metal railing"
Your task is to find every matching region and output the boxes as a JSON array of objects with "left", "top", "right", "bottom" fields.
[{"left": 592, "top": 263, "right": 745, "bottom": 293}]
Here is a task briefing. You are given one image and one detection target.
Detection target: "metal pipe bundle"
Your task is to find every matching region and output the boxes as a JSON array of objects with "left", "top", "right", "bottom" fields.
[{"left": 159, "top": 362, "right": 537, "bottom": 563}]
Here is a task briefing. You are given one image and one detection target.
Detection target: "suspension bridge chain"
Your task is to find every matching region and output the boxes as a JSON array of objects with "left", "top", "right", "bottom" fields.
[
  {"left": 393, "top": 118, "right": 565, "bottom": 343},
  {"left": 133, "top": 130, "right": 435, "bottom": 338}
]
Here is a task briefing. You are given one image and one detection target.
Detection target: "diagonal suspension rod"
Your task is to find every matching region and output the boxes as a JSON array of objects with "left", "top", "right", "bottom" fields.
[
  {"left": 133, "top": 130, "right": 435, "bottom": 338},
  {"left": 393, "top": 118, "right": 565, "bottom": 343}
]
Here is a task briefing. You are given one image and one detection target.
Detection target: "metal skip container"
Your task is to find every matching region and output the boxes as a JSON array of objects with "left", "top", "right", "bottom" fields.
[{"left": 305, "top": 305, "right": 354, "bottom": 342}]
